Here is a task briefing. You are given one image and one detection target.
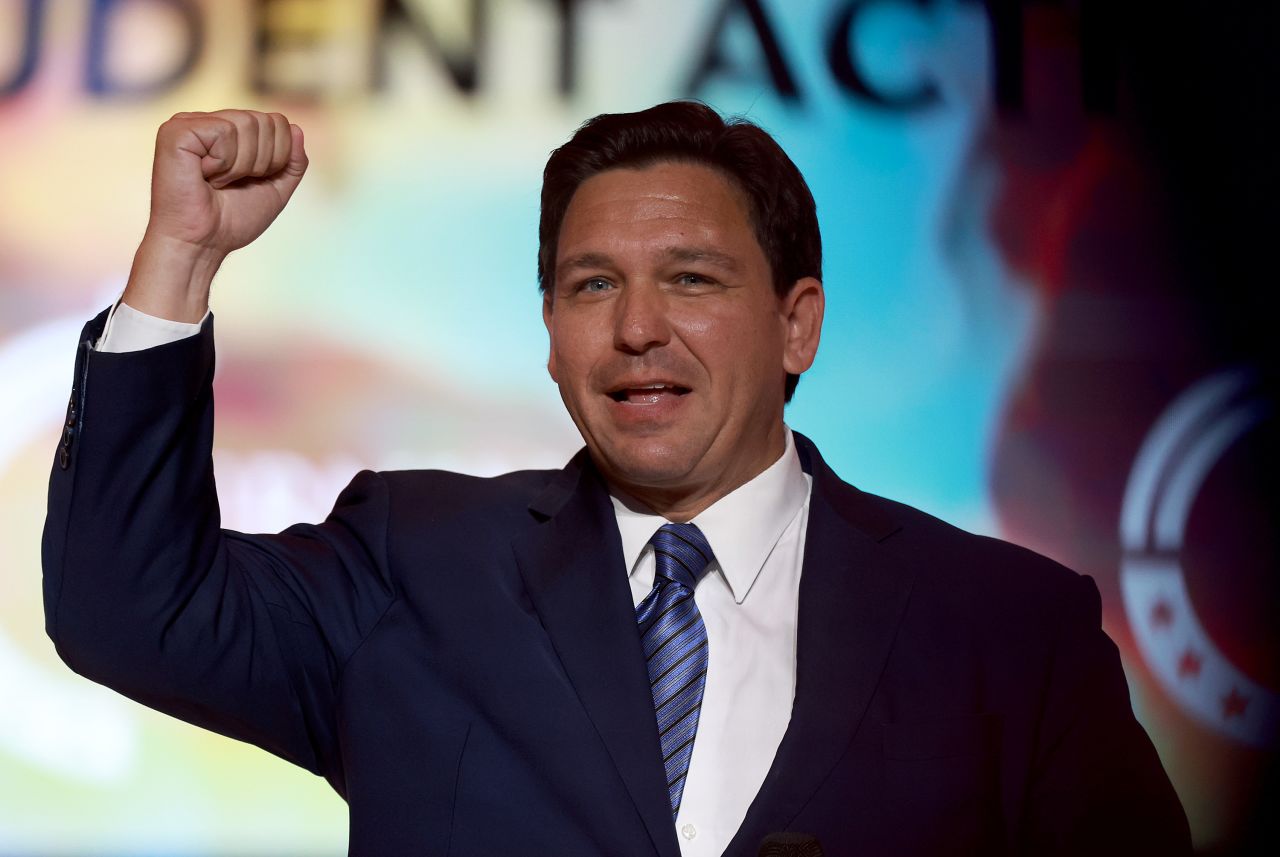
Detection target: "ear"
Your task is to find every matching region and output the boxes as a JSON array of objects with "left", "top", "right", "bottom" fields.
[
  {"left": 542, "top": 292, "right": 559, "bottom": 382},
  {"left": 779, "top": 276, "right": 824, "bottom": 376}
]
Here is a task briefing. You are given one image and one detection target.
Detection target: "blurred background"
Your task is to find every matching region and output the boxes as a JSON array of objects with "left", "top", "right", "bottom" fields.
[{"left": 1, "top": 0, "right": 1275, "bottom": 854}]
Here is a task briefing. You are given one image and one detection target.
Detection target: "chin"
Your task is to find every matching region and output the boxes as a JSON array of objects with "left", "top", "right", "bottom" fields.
[{"left": 594, "top": 440, "right": 698, "bottom": 492}]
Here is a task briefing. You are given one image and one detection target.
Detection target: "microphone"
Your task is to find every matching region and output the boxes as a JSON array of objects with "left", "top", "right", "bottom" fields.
[{"left": 757, "top": 832, "right": 825, "bottom": 856}]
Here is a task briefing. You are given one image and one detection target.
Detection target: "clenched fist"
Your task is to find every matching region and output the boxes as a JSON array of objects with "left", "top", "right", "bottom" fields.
[{"left": 122, "top": 109, "right": 308, "bottom": 323}]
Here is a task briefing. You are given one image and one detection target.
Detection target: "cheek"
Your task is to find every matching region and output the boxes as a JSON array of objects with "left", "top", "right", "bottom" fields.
[
  {"left": 677, "top": 313, "right": 715, "bottom": 338},
  {"left": 548, "top": 332, "right": 599, "bottom": 392},
  {"left": 545, "top": 342, "right": 559, "bottom": 382},
  {"left": 670, "top": 301, "right": 748, "bottom": 345},
  {"left": 682, "top": 308, "right": 782, "bottom": 365}
]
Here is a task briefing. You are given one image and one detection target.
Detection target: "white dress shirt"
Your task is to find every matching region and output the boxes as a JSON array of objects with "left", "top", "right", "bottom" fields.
[
  {"left": 96, "top": 299, "right": 206, "bottom": 353},
  {"left": 613, "top": 433, "right": 811, "bottom": 857},
  {"left": 99, "top": 301, "right": 814, "bottom": 857}
]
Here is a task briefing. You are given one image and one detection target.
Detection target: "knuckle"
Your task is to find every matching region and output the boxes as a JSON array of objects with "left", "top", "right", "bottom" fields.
[{"left": 159, "top": 113, "right": 189, "bottom": 134}]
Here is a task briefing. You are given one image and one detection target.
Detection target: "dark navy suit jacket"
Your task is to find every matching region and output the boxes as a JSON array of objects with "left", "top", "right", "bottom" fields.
[{"left": 43, "top": 309, "right": 1190, "bottom": 856}]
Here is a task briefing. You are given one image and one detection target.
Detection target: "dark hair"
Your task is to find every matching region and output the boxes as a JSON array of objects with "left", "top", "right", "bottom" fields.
[{"left": 538, "top": 101, "right": 822, "bottom": 402}]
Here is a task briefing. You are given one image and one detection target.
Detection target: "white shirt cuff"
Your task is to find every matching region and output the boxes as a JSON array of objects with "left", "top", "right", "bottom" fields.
[{"left": 96, "top": 300, "right": 208, "bottom": 353}]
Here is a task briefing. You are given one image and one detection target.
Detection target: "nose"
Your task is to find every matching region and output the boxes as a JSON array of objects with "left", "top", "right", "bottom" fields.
[{"left": 613, "top": 282, "right": 670, "bottom": 355}]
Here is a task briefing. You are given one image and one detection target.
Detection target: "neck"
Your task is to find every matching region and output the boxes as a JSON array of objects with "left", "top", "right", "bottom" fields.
[
  {"left": 605, "top": 428, "right": 789, "bottom": 522},
  {"left": 607, "top": 485, "right": 720, "bottom": 523}
]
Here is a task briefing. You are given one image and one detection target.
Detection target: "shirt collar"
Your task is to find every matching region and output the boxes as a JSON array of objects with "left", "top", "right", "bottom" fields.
[{"left": 610, "top": 427, "right": 811, "bottom": 604}]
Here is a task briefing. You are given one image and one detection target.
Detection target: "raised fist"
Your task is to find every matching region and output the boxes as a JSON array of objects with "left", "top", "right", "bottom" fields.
[
  {"left": 146, "top": 109, "right": 308, "bottom": 256},
  {"left": 122, "top": 110, "right": 308, "bottom": 322}
]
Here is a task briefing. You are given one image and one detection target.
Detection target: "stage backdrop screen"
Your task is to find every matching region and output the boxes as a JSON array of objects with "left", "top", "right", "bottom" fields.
[{"left": 2, "top": 1, "right": 1274, "bottom": 854}]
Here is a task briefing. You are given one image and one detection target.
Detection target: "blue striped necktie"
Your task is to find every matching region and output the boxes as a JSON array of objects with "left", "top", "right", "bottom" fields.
[{"left": 636, "top": 522, "right": 715, "bottom": 819}]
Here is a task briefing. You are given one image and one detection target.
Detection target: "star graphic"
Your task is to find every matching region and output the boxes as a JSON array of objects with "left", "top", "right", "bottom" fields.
[
  {"left": 1177, "top": 649, "right": 1201, "bottom": 678},
  {"left": 1150, "top": 600, "right": 1174, "bottom": 628},
  {"left": 1222, "top": 687, "right": 1250, "bottom": 719}
]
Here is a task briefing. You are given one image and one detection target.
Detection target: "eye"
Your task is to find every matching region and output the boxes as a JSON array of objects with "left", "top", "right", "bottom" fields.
[
  {"left": 675, "top": 272, "right": 718, "bottom": 289},
  {"left": 579, "top": 277, "right": 613, "bottom": 293}
]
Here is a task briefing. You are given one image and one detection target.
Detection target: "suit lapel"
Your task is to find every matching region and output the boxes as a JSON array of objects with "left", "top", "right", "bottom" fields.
[
  {"left": 725, "top": 434, "right": 913, "bottom": 854},
  {"left": 512, "top": 452, "right": 679, "bottom": 857}
]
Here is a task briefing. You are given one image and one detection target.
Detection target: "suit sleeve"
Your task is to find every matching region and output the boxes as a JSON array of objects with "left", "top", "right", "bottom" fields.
[
  {"left": 1019, "top": 572, "right": 1192, "bottom": 854},
  {"left": 42, "top": 309, "right": 395, "bottom": 794}
]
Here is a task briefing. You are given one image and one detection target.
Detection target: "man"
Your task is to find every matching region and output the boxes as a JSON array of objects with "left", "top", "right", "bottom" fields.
[{"left": 44, "top": 102, "right": 1189, "bottom": 856}]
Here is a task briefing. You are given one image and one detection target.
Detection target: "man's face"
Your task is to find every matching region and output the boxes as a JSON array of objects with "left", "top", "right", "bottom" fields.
[{"left": 543, "top": 161, "right": 822, "bottom": 516}]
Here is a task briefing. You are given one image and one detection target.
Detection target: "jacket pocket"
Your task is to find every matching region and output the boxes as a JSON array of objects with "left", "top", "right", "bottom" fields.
[{"left": 879, "top": 714, "right": 1003, "bottom": 856}]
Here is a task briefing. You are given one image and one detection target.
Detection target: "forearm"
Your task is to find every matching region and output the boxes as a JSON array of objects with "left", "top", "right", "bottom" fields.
[
  {"left": 42, "top": 312, "right": 321, "bottom": 771},
  {"left": 45, "top": 310, "right": 226, "bottom": 680},
  {"left": 119, "top": 233, "right": 222, "bottom": 324},
  {"left": 42, "top": 307, "right": 397, "bottom": 782}
]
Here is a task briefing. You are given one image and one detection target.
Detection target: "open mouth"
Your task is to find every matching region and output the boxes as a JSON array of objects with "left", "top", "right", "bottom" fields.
[{"left": 607, "top": 383, "right": 691, "bottom": 404}]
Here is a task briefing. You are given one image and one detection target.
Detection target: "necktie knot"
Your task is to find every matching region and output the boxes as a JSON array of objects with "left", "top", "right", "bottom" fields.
[{"left": 649, "top": 522, "right": 715, "bottom": 591}]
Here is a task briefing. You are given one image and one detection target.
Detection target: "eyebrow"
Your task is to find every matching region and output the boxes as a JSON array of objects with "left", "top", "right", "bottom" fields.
[
  {"left": 557, "top": 252, "right": 614, "bottom": 276},
  {"left": 556, "top": 246, "right": 743, "bottom": 278},
  {"left": 661, "top": 246, "right": 742, "bottom": 272}
]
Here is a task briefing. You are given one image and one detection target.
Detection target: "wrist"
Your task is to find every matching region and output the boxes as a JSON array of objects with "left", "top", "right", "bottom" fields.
[{"left": 121, "top": 233, "right": 225, "bottom": 323}]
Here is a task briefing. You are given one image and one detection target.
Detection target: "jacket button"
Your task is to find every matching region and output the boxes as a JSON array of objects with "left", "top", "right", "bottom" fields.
[{"left": 59, "top": 415, "right": 75, "bottom": 470}]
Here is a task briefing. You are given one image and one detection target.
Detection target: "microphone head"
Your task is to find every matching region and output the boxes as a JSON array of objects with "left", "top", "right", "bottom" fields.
[{"left": 757, "top": 831, "right": 825, "bottom": 857}]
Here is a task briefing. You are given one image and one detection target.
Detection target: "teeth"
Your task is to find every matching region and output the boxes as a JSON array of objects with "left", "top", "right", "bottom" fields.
[{"left": 607, "top": 383, "right": 686, "bottom": 402}]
